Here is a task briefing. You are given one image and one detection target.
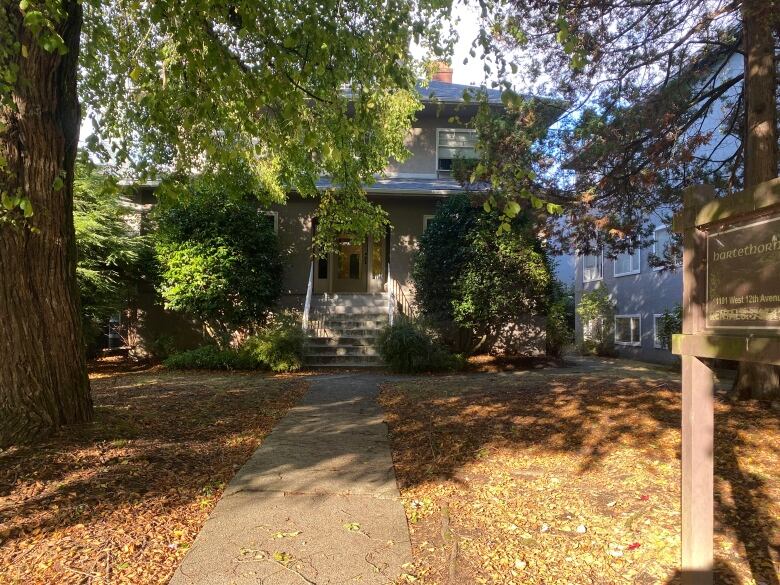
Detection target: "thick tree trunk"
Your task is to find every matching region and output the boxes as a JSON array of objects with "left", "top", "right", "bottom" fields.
[
  {"left": 733, "top": 0, "right": 780, "bottom": 401},
  {"left": 0, "top": 1, "right": 91, "bottom": 447}
]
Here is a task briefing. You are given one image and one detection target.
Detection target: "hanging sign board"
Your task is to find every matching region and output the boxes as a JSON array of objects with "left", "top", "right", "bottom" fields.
[{"left": 706, "top": 214, "right": 780, "bottom": 331}]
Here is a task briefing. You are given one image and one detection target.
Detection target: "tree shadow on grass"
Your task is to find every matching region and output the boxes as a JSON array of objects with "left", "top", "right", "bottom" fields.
[
  {"left": 379, "top": 369, "right": 779, "bottom": 585},
  {"left": 0, "top": 371, "right": 306, "bottom": 581}
]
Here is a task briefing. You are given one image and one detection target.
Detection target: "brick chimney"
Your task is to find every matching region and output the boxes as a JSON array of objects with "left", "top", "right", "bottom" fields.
[{"left": 432, "top": 61, "right": 453, "bottom": 83}]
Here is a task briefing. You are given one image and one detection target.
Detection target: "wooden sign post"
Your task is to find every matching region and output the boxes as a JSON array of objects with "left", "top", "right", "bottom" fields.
[{"left": 672, "top": 177, "right": 780, "bottom": 585}]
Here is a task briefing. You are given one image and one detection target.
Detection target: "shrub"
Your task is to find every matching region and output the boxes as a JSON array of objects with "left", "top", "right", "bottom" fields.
[
  {"left": 576, "top": 284, "right": 616, "bottom": 356},
  {"left": 163, "top": 345, "right": 262, "bottom": 370},
  {"left": 412, "top": 193, "right": 552, "bottom": 353},
  {"left": 163, "top": 314, "right": 305, "bottom": 372},
  {"left": 657, "top": 305, "right": 682, "bottom": 350},
  {"left": 244, "top": 314, "right": 305, "bottom": 372},
  {"left": 377, "top": 320, "right": 463, "bottom": 373},
  {"left": 153, "top": 180, "right": 283, "bottom": 344},
  {"left": 545, "top": 281, "right": 574, "bottom": 358},
  {"left": 73, "top": 165, "right": 150, "bottom": 353}
]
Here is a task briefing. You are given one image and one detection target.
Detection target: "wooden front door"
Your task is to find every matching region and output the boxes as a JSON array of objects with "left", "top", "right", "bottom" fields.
[{"left": 333, "top": 236, "right": 367, "bottom": 293}]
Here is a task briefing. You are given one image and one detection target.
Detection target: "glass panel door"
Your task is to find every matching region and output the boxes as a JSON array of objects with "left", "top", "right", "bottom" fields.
[{"left": 334, "top": 236, "right": 367, "bottom": 292}]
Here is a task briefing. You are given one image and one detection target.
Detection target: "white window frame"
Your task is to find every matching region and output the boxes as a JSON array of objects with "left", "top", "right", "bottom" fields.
[
  {"left": 423, "top": 215, "right": 435, "bottom": 232},
  {"left": 262, "top": 210, "right": 279, "bottom": 234},
  {"left": 436, "top": 128, "right": 478, "bottom": 177},
  {"left": 582, "top": 251, "right": 604, "bottom": 283},
  {"left": 652, "top": 227, "right": 681, "bottom": 270},
  {"left": 614, "top": 314, "right": 642, "bottom": 347},
  {"left": 613, "top": 247, "right": 641, "bottom": 277},
  {"left": 653, "top": 313, "right": 665, "bottom": 349}
]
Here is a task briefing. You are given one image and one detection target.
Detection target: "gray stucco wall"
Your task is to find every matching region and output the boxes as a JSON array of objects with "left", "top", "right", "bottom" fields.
[
  {"left": 272, "top": 192, "right": 444, "bottom": 306},
  {"left": 574, "top": 248, "right": 682, "bottom": 364},
  {"left": 386, "top": 108, "right": 472, "bottom": 178}
]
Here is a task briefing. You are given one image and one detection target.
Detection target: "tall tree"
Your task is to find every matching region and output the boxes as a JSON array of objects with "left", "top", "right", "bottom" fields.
[
  {"left": 0, "top": 0, "right": 453, "bottom": 446},
  {"left": 475, "top": 0, "right": 778, "bottom": 397}
]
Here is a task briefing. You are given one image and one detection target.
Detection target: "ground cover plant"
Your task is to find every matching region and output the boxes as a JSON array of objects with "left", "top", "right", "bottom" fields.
[
  {"left": 379, "top": 364, "right": 779, "bottom": 585},
  {"left": 0, "top": 366, "right": 307, "bottom": 584},
  {"left": 377, "top": 320, "right": 463, "bottom": 374},
  {"left": 163, "top": 313, "right": 305, "bottom": 373}
]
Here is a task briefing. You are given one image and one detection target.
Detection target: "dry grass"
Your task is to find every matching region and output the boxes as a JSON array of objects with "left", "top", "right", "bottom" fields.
[
  {"left": 379, "top": 367, "right": 779, "bottom": 585},
  {"left": 0, "top": 367, "right": 307, "bottom": 584}
]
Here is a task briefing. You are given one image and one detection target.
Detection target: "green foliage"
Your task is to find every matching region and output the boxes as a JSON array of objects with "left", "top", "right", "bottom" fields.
[
  {"left": 163, "top": 345, "right": 262, "bottom": 371},
  {"left": 243, "top": 313, "right": 305, "bottom": 373},
  {"left": 452, "top": 213, "right": 551, "bottom": 339},
  {"left": 467, "top": 97, "right": 563, "bottom": 229},
  {"left": 377, "top": 320, "right": 463, "bottom": 373},
  {"left": 412, "top": 193, "right": 479, "bottom": 324},
  {"left": 576, "top": 284, "right": 616, "bottom": 356},
  {"left": 163, "top": 313, "right": 304, "bottom": 372},
  {"left": 545, "top": 281, "right": 574, "bottom": 358},
  {"left": 657, "top": 305, "right": 683, "bottom": 351},
  {"left": 413, "top": 193, "right": 552, "bottom": 351},
  {"left": 70, "top": 0, "right": 452, "bottom": 244},
  {"left": 153, "top": 179, "right": 283, "bottom": 343},
  {"left": 74, "top": 165, "right": 149, "bottom": 351}
]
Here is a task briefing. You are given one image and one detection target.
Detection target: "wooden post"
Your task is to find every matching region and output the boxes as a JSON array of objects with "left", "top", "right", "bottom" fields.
[{"left": 680, "top": 186, "right": 716, "bottom": 585}]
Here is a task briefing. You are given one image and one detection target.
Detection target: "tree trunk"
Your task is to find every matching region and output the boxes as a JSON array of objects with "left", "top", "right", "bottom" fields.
[
  {"left": 733, "top": 0, "right": 779, "bottom": 401},
  {"left": 0, "top": 1, "right": 91, "bottom": 447}
]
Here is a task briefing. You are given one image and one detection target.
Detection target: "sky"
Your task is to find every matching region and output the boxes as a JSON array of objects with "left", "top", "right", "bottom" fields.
[{"left": 411, "top": 1, "right": 499, "bottom": 87}]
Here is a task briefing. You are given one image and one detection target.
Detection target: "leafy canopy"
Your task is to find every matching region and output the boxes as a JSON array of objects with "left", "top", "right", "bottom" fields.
[
  {"left": 2, "top": 0, "right": 456, "bottom": 242},
  {"left": 471, "top": 1, "right": 777, "bottom": 261}
]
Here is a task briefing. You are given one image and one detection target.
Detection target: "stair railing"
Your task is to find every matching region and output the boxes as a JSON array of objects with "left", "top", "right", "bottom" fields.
[
  {"left": 302, "top": 259, "right": 314, "bottom": 331},
  {"left": 387, "top": 262, "right": 396, "bottom": 326},
  {"left": 386, "top": 262, "right": 417, "bottom": 325}
]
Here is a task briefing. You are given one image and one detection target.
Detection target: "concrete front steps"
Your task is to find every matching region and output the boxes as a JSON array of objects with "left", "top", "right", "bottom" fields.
[{"left": 304, "top": 293, "right": 389, "bottom": 368}]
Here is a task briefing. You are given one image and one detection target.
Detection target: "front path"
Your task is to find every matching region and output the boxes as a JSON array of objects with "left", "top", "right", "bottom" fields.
[{"left": 170, "top": 374, "right": 411, "bottom": 585}]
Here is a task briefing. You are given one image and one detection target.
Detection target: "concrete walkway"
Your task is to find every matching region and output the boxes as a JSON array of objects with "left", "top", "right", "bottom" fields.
[{"left": 170, "top": 374, "right": 410, "bottom": 585}]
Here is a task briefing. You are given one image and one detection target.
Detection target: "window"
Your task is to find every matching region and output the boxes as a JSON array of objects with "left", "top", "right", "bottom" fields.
[
  {"left": 653, "top": 227, "right": 681, "bottom": 269},
  {"left": 615, "top": 315, "right": 641, "bottom": 346},
  {"left": 423, "top": 215, "right": 435, "bottom": 231},
  {"left": 614, "top": 247, "right": 640, "bottom": 277},
  {"left": 653, "top": 314, "right": 666, "bottom": 349},
  {"left": 437, "top": 129, "right": 478, "bottom": 178},
  {"left": 261, "top": 211, "right": 278, "bottom": 234},
  {"left": 582, "top": 252, "right": 603, "bottom": 282}
]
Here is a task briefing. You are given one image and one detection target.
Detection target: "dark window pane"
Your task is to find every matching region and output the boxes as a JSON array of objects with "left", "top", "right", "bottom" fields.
[
  {"left": 349, "top": 253, "right": 359, "bottom": 279},
  {"left": 318, "top": 258, "right": 328, "bottom": 279}
]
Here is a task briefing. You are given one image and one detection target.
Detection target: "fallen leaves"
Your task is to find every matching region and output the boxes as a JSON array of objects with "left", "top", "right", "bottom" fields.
[
  {"left": 379, "top": 369, "right": 780, "bottom": 585},
  {"left": 0, "top": 367, "right": 307, "bottom": 585}
]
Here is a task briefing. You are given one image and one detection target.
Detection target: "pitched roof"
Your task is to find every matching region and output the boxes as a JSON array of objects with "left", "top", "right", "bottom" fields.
[
  {"left": 315, "top": 176, "right": 488, "bottom": 196},
  {"left": 416, "top": 79, "right": 503, "bottom": 104}
]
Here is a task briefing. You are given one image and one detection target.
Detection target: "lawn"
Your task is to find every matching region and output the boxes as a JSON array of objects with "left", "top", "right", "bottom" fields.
[
  {"left": 379, "top": 363, "right": 779, "bottom": 585},
  {"left": 0, "top": 366, "right": 307, "bottom": 585}
]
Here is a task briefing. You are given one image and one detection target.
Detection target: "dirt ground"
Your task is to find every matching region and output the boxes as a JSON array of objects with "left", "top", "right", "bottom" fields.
[
  {"left": 0, "top": 365, "right": 308, "bottom": 584},
  {"left": 379, "top": 364, "right": 779, "bottom": 585}
]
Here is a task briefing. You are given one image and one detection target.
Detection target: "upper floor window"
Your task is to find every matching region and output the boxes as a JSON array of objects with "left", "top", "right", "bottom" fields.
[
  {"left": 614, "top": 246, "right": 640, "bottom": 277},
  {"left": 423, "top": 215, "right": 435, "bottom": 232},
  {"left": 653, "top": 227, "right": 681, "bottom": 269},
  {"left": 582, "top": 252, "right": 603, "bottom": 282},
  {"left": 437, "top": 129, "right": 478, "bottom": 178}
]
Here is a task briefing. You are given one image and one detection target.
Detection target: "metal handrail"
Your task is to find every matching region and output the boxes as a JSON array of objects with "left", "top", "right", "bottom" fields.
[{"left": 302, "top": 259, "right": 314, "bottom": 331}]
